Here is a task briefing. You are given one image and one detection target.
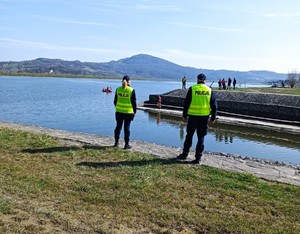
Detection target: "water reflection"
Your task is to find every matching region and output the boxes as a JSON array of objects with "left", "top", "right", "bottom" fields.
[
  {"left": 154, "top": 112, "right": 185, "bottom": 141},
  {"left": 180, "top": 125, "right": 185, "bottom": 140},
  {"left": 146, "top": 111, "right": 300, "bottom": 163},
  {"left": 215, "top": 131, "right": 233, "bottom": 144},
  {"left": 210, "top": 123, "right": 300, "bottom": 150},
  {"left": 156, "top": 112, "right": 161, "bottom": 125}
]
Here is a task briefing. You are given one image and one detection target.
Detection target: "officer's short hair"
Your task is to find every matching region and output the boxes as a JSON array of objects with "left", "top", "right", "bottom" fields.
[{"left": 197, "top": 73, "right": 206, "bottom": 81}]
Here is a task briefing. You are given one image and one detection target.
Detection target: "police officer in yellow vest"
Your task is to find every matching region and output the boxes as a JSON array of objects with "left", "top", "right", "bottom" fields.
[
  {"left": 113, "top": 75, "right": 137, "bottom": 149},
  {"left": 177, "top": 73, "right": 217, "bottom": 164}
]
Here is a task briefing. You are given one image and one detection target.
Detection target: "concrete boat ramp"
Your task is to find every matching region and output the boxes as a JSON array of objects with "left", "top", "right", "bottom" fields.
[
  {"left": 1, "top": 121, "right": 300, "bottom": 186},
  {"left": 138, "top": 105, "right": 300, "bottom": 135}
]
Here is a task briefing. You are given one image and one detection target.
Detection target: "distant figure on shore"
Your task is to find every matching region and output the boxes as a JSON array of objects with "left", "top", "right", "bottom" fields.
[
  {"left": 157, "top": 95, "right": 162, "bottom": 109},
  {"left": 227, "top": 77, "right": 232, "bottom": 90},
  {"left": 182, "top": 76, "right": 187, "bottom": 89},
  {"left": 233, "top": 78, "right": 237, "bottom": 90},
  {"left": 221, "top": 78, "right": 226, "bottom": 90},
  {"left": 218, "top": 79, "right": 222, "bottom": 90},
  {"left": 176, "top": 73, "right": 217, "bottom": 165}
]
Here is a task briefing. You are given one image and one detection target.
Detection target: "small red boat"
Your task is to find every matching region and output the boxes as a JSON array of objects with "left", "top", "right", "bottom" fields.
[{"left": 102, "top": 87, "right": 112, "bottom": 93}]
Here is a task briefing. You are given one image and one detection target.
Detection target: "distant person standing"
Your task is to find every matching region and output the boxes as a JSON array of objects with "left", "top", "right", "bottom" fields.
[
  {"left": 182, "top": 76, "right": 187, "bottom": 89},
  {"left": 177, "top": 73, "right": 217, "bottom": 164},
  {"left": 157, "top": 95, "right": 162, "bottom": 109},
  {"left": 233, "top": 77, "right": 237, "bottom": 90},
  {"left": 113, "top": 75, "right": 137, "bottom": 149},
  {"left": 221, "top": 78, "right": 226, "bottom": 90},
  {"left": 227, "top": 77, "right": 232, "bottom": 90},
  {"left": 218, "top": 79, "right": 222, "bottom": 90}
]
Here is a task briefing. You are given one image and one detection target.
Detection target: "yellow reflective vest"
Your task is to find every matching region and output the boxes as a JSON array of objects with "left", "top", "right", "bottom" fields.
[
  {"left": 187, "top": 84, "right": 212, "bottom": 116},
  {"left": 115, "top": 86, "right": 134, "bottom": 114}
]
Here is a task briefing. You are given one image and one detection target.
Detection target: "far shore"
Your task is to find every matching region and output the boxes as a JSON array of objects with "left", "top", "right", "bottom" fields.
[{"left": 1, "top": 73, "right": 300, "bottom": 94}]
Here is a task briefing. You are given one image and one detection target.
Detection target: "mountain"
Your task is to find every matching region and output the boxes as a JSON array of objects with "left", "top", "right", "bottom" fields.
[{"left": 0, "top": 54, "right": 286, "bottom": 82}]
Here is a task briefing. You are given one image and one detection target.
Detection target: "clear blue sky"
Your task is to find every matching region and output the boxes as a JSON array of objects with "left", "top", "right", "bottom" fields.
[{"left": 1, "top": 0, "right": 300, "bottom": 73}]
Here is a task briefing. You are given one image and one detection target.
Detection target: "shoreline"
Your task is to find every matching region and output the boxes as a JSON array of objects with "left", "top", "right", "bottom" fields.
[{"left": 1, "top": 121, "right": 299, "bottom": 186}]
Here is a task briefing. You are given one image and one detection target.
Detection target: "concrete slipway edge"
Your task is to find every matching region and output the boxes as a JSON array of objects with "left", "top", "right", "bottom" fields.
[{"left": 0, "top": 120, "right": 300, "bottom": 186}]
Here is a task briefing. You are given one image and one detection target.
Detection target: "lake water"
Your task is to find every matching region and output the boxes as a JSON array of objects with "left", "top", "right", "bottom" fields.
[{"left": 1, "top": 76, "right": 299, "bottom": 165}]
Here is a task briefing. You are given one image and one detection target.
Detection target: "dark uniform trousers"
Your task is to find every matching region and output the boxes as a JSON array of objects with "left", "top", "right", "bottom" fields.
[
  {"left": 182, "top": 115, "right": 209, "bottom": 160},
  {"left": 114, "top": 112, "right": 133, "bottom": 144}
]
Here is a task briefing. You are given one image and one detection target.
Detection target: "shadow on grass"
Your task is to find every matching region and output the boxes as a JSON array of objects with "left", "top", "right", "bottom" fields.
[
  {"left": 77, "top": 158, "right": 189, "bottom": 168},
  {"left": 22, "top": 145, "right": 113, "bottom": 154}
]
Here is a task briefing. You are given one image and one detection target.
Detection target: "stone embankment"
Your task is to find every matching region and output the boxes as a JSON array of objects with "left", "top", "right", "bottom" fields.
[
  {"left": 143, "top": 89, "right": 300, "bottom": 134},
  {"left": 1, "top": 121, "right": 300, "bottom": 186},
  {"left": 145, "top": 89, "right": 300, "bottom": 126}
]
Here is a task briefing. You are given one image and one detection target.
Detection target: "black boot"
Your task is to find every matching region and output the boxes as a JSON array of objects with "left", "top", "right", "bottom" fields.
[
  {"left": 114, "top": 139, "right": 119, "bottom": 147},
  {"left": 176, "top": 153, "right": 187, "bottom": 160},
  {"left": 191, "top": 159, "right": 203, "bottom": 165},
  {"left": 124, "top": 143, "right": 132, "bottom": 150},
  {"left": 191, "top": 154, "right": 202, "bottom": 165}
]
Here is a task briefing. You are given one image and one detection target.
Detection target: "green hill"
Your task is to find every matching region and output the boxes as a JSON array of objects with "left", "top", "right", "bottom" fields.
[{"left": 0, "top": 54, "right": 286, "bottom": 82}]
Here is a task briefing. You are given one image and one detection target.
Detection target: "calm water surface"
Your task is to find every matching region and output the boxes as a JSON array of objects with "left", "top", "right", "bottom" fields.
[{"left": 0, "top": 76, "right": 299, "bottom": 164}]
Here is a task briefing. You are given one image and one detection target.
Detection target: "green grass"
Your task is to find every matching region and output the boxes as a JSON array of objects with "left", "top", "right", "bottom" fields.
[
  {"left": 215, "top": 87, "right": 300, "bottom": 95},
  {"left": 0, "top": 127, "right": 299, "bottom": 233}
]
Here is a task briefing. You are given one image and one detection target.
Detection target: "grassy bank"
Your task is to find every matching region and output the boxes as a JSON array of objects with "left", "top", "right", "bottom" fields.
[
  {"left": 217, "top": 87, "right": 300, "bottom": 95},
  {"left": 0, "top": 127, "right": 299, "bottom": 233}
]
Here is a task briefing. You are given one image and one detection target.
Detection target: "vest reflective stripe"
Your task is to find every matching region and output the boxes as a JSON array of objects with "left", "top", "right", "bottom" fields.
[
  {"left": 187, "top": 84, "right": 212, "bottom": 116},
  {"left": 115, "top": 86, "right": 134, "bottom": 114}
]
